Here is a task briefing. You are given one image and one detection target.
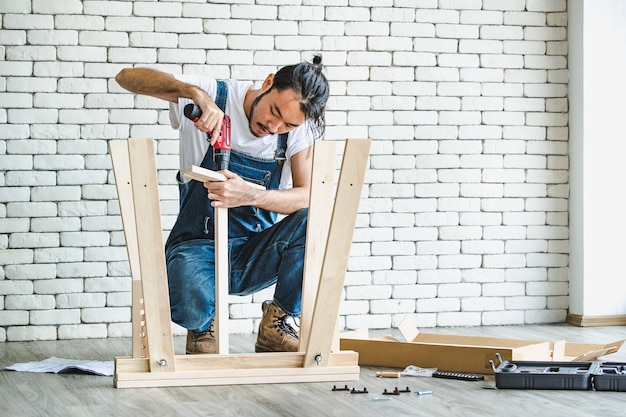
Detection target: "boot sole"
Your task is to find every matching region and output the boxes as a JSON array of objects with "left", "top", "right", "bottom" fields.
[{"left": 254, "top": 344, "right": 275, "bottom": 353}]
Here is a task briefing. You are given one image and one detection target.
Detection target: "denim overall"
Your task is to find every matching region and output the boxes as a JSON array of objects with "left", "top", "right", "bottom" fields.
[{"left": 165, "top": 81, "right": 307, "bottom": 333}]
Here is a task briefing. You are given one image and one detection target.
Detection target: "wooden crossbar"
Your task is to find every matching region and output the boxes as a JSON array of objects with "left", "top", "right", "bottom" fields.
[{"left": 110, "top": 138, "right": 370, "bottom": 388}]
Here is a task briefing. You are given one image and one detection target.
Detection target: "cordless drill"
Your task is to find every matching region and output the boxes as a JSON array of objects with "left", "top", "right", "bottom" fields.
[{"left": 184, "top": 103, "right": 231, "bottom": 170}]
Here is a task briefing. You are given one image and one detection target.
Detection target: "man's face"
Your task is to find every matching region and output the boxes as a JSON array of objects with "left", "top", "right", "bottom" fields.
[{"left": 248, "top": 87, "right": 306, "bottom": 137}]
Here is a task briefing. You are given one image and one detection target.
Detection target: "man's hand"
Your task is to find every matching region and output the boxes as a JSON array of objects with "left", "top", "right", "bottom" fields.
[
  {"left": 204, "top": 170, "right": 260, "bottom": 209},
  {"left": 191, "top": 98, "right": 224, "bottom": 147}
]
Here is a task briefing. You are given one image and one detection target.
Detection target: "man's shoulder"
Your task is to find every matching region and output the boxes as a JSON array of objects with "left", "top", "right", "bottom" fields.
[{"left": 223, "top": 79, "right": 253, "bottom": 97}]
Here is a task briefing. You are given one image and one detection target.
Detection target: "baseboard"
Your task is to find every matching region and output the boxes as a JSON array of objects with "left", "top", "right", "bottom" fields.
[{"left": 566, "top": 314, "right": 626, "bottom": 327}]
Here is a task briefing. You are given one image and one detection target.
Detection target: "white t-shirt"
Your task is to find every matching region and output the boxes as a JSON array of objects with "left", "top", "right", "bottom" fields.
[{"left": 169, "top": 75, "right": 316, "bottom": 189}]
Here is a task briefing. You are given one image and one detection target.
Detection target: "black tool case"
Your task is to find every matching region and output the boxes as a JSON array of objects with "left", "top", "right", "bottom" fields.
[
  {"left": 491, "top": 359, "right": 597, "bottom": 390},
  {"left": 592, "top": 362, "right": 626, "bottom": 392}
]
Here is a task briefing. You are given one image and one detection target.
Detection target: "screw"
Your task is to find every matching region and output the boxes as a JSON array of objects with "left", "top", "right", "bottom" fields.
[
  {"left": 157, "top": 359, "right": 168, "bottom": 367},
  {"left": 314, "top": 354, "right": 322, "bottom": 365}
]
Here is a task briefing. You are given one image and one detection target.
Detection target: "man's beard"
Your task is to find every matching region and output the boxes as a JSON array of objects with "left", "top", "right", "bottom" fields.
[{"left": 247, "top": 89, "right": 271, "bottom": 137}]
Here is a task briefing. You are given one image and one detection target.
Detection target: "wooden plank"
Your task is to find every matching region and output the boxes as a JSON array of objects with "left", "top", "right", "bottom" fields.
[
  {"left": 182, "top": 165, "right": 265, "bottom": 190},
  {"left": 181, "top": 165, "right": 226, "bottom": 182},
  {"left": 181, "top": 165, "right": 231, "bottom": 353},
  {"left": 303, "top": 139, "right": 371, "bottom": 368},
  {"left": 215, "top": 206, "right": 229, "bottom": 354},
  {"left": 114, "top": 351, "right": 359, "bottom": 388},
  {"left": 299, "top": 140, "right": 336, "bottom": 352},
  {"left": 126, "top": 138, "right": 176, "bottom": 372},
  {"left": 115, "top": 351, "right": 358, "bottom": 373},
  {"left": 115, "top": 368, "right": 359, "bottom": 388},
  {"left": 109, "top": 140, "right": 147, "bottom": 359}
]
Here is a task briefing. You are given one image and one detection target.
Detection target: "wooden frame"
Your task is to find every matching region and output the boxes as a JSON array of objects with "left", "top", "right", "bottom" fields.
[{"left": 109, "top": 138, "right": 371, "bottom": 388}]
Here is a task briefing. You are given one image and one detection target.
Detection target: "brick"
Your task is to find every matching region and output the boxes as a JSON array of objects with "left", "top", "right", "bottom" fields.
[
  {"left": 394, "top": 255, "right": 438, "bottom": 271},
  {"left": 56, "top": 292, "right": 106, "bottom": 308},
  {"left": 437, "top": 312, "right": 481, "bottom": 326},
  {"left": 6, "top": 201, "right": 56, "bottom": 218},
  {"left": 0, "top": 280, "right": 33, "bottom": 295},
  {"left": 129, "top": 32, "right": 177, "bottom": 49},
  {"left": 345, "top": 314, "right": 391, "bottom": 330},
  {"left": 158, "top": 48, "right": 208, "bottom": 64},
  {"left": 107, "top": 291, "right": 131, "bottom": 307},
  {"left": 182, "top": 3, "right": 230, "bottom": 19},
  {"left": 461, "top": 297, "right": 504, "bottom": 311},
  {"left": 7, "top": 326, "right": 57, "bottom": 341},
  {"left": 0, "top": 216, "right": 30, "bottom": 234},
  {"left": 33, "top": 155, "right": 84, "bottom": 171},
  {"left": 30, "top": 181, "right": 62, "bottom": 201},
  {"left": 83, "top": 1, "right": 133, "bottom": 16},
  {"left": 155, "top": 17, "right": 203, "bottom": 33},
  {"left": 78, "top": 30, "right": 128, "bottom": 47},
  {"left": 5, "top": 263, "right": 56, "bottom": 280},
  {"left": 134, "top": 1, "right": 182, "bottom": 17},
  {"left": 275, "top": 35, "right": 321, "bottom": 51},
  {"left": 84, "top": 276, "right": 131, "bottom": 292},
  {"left": 5, "top": 294, "right": 55, "bottom": 310},
  {"left": 0, "top": 92, "right": 32, "bottom": 108},
  {"left": 3, "top": 13, "right": 54, "bottom": 29},
  {"left": 30, "top": 309, "right": 80, "bottom": 325},
  {"left": 482, "top": 310, "right": 525, "bottom": 325},
  {"left": 370, "top": 299, "right": 415, "bottom": 314},
  {"left": 525, "top": 309, "right": 566, "bottom": 324},
  {"left": 81, "top": 216, "right": 122, "bottom": 233},
  {"left": 417, "top": 297, "right": 460, "bottom": 312},
  {"left": 29, "top": 125, "right": 79, "bottom": 140},
  {"left": 57, "top": 324, "right": 107, "bottom": 339},
  {"left": 438, "top": 254, "right": 483, "bottom": 269},
  {"left": 461, "top": 268, "right": 505, "bottom": 283},
  {"left": 339, "top": 300, "right": 370, "bottom": 315},
  {"left": 0, "top": 187, "right": 30, "bottom": 202},
  {"left": 9, "top": 232, "right": 59, "bottom": 249},
  {"left": 34, "top": 278, "right": 83, "bottom": 295},
  {"left": 0, "top": 248, "right": 34, "bottom": 265},
  {"left": 56, "top": 261, "right": 108, "bottom": 278},
  {"left": 0, "top": 310, "right": 29, "bottom": 326},
  {"left": 323, "top": 36, "right": 368, "bottom": 52},
  {"left": 506, "top": 295, "right": 546, "bottom": 310},
  {"left": 547, "top": 295, "right": 568, "bottom": 310},
  {"left": 57, "top": 170, "right": 108, "bottom": 185},
  {"left": 0, "top": 0, "right": 31, "bottom": 13},
  {"left": 82, "top": 307, "right": 130, "bottom": 323},
  {"left": 108, "top": 47, "right": 157, "bottom": 64},
  {"left": 33, "top": 247, "right": 83, "bottom": 263},
  {"left": 28, "top": 30, "right": 78, "bottom": 47}
]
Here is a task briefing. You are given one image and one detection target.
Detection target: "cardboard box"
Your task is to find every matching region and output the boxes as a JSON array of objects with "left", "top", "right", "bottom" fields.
[{"left": 339, "top": 317, "right": 624, "bottom": 374}]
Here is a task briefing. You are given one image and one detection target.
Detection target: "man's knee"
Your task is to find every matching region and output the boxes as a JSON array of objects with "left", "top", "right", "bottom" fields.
[{"left": 284, "top": 207, "right": 308, "bottom": 237}]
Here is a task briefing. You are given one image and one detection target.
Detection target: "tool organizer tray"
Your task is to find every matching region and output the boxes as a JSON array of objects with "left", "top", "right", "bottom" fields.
[
  {"left": 491, "top": 356, "right": 626, "bottom": 391},
  {"left": 492, "top": 360, "right": 597, "bottom": 390},
  {"left": 593, "top": 362, "right": 626, "bottom": 392}
]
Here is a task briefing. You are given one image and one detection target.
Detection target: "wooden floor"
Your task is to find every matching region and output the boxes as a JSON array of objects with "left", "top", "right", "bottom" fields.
[{"left": 2, "top": 324, "right": 626, "bottom": 417}]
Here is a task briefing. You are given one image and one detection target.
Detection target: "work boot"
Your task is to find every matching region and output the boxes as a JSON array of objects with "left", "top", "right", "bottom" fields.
[
  {"left": 255, "top": 300, "right": 300, "bottom": 353},
  {"left": 186, "top": 321, "right": 216, "bottom": 354}
]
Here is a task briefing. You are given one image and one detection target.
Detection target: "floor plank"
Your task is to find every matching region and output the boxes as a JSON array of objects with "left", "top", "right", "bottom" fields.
[{"left": 2, "top": 324, "right": 626, "bottom": 417}]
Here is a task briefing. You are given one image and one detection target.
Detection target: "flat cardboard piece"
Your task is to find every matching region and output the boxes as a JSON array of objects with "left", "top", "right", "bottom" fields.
[
  {"left": 340, "top": 316, "right": 624, "bottom": 374},
  {"left": 561, "top": 339, "right": 624, "bottom": 362}
]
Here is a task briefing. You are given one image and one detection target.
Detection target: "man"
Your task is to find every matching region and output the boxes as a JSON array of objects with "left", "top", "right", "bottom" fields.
[{"left": 115, "top": 55, "right": 329, "bottom": 354}]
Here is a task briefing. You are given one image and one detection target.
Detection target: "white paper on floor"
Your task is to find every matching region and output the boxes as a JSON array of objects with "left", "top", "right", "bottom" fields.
[{"left": 5, "top": 356, "right": 114, "bottom": 376}]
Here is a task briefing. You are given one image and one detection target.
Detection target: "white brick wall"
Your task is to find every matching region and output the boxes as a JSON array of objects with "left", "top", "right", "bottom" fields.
[{"left": 0, "top": 0, "right": 570, "bottom": 342}]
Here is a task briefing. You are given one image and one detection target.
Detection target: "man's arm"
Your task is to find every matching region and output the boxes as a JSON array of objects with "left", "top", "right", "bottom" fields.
[
  {"left": 205, "top": 146, "right": 313, "bottom": 215},
  {"left": 115, "top": 68, "right": 203, "bottom": 103},
  {"left": 115, "top": 68, "right": 224, "bottom": 140}
]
